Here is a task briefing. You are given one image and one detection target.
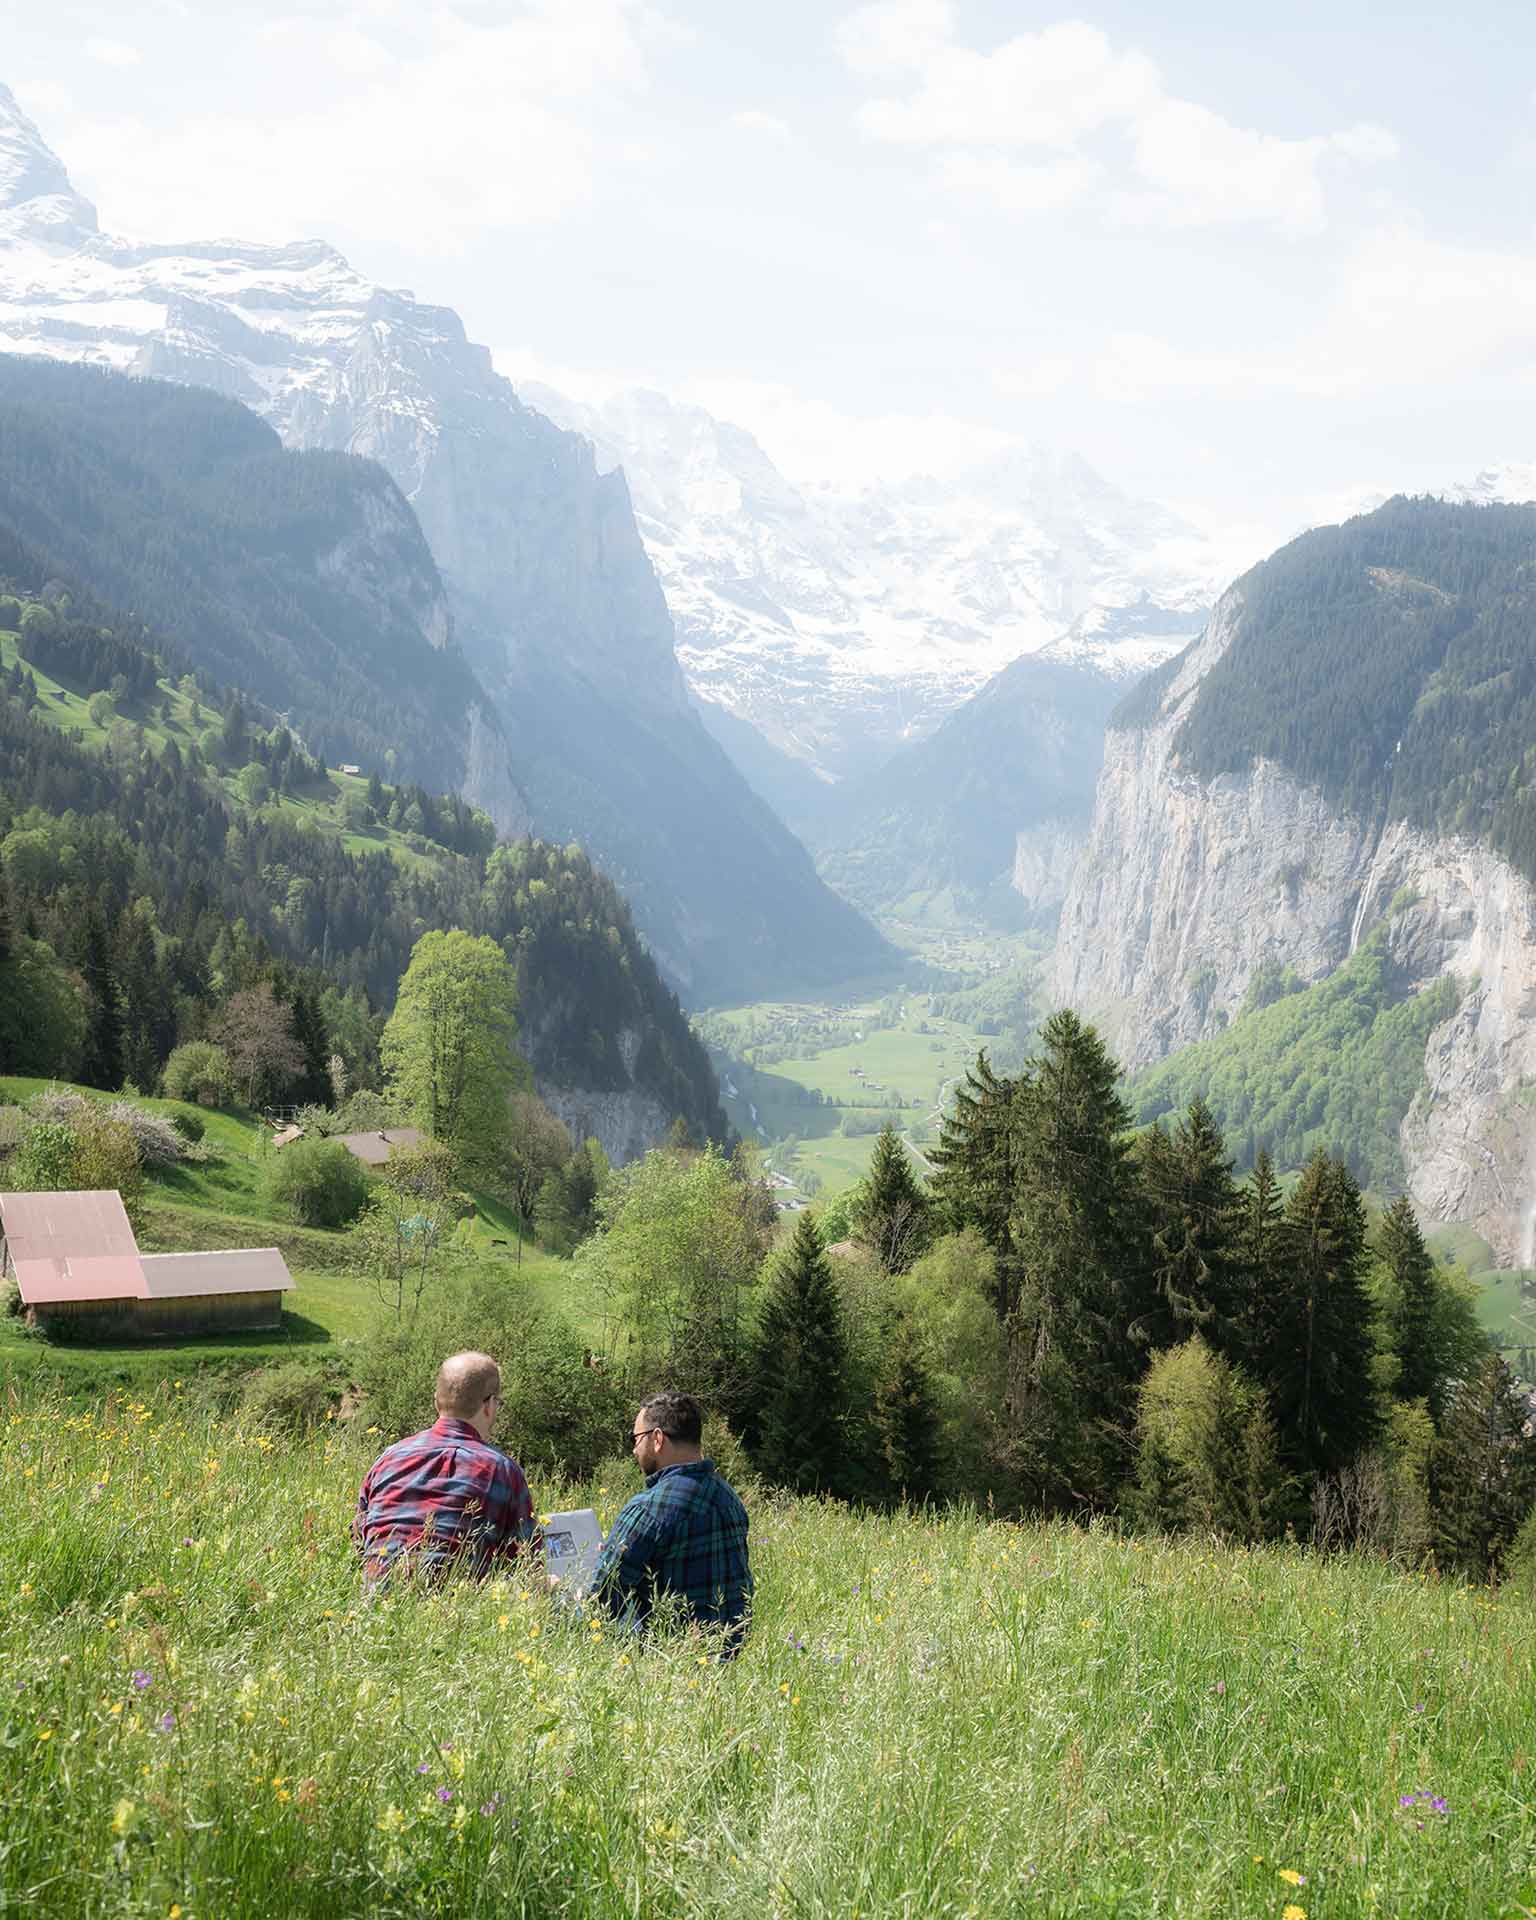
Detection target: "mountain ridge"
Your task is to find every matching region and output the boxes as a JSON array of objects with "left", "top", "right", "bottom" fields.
[{"left": 0, "top": 83, "right": 888, "bottom": 1003}]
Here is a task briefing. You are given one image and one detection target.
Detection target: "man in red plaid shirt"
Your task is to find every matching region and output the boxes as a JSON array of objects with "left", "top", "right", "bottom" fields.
[{"left": 354, "top": 1351, "right": 537, "bottom": 1582}]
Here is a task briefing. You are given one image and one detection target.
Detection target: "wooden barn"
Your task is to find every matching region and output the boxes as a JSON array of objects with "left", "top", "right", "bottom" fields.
[{"left": 0, "top": 1189, "right": 293, "bottom": 1339}]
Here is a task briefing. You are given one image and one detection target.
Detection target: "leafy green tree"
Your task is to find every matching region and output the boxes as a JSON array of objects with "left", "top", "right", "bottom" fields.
[
  {"left": 352, "top": 1139, "right": 465, "bottom": 1317},
  {"left": 742, "top": 1212, "right": 853, "bottom": 1496},
  {"left": 381, "top": 930, "right": 523, "bottom": 1175},
  {"left": 1131, "top": 1336, "right": 1285, "bottom": 1542},
  {"left": 1429, "top": 1353, "right": 1536, "bottom": 1579},
  {"left": 504, "top": 1090, "right": 573, "bottom": 1257},
  {"left": 160, "top": 1039, "right": 235, "bottom": 1107},
  {"left": 0, "top": 935, "right": 86, "bottom": 1077},
  {"left": 574, "top": 1144, "right": 768, "bottom": 1402},
  {"left": 265, "top": 1136, "right": 371, "bottom": 1230},
  {"left": 12, "top": 1105, "right": 144, "bottom": 1227},
  {"left": 852, "top": 1124, "right": 932, "bottom": 1275}
]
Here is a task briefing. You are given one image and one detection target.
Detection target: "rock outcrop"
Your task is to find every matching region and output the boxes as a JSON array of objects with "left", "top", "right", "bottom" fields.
[{"left": 1052, "top": 591, "right": 1536, "bottom": 1257}]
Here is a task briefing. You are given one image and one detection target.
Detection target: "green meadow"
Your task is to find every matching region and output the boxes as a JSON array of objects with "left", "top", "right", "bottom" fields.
[{"left": 3, "top": 1390, "right": 1534, "bottom": 1918}]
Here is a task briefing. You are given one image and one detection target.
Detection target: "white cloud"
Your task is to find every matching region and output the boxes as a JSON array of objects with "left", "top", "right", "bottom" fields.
[
  {"left": 837, "top": 10, "right": 1395, "bottom": 231},
  {"left": 52, "top": 1, "right": 663, "bottom": 249},
  {"left": 84, "top": 37, "right": 143, "bottom": 68},
  {"left": 834, "top": 0, "right": 954, "bottom": 77},
  {"left": 1076, "top": 226, "right": 1536, "bottom": 404},
  {"left": 674, "top": 375, "right": 1022, "bottom": 488},
  {"left": 729, "top": 109, "right": 794, "bottom": 144}
]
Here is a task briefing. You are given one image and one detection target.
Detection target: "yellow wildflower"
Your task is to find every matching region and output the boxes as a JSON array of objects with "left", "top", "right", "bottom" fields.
[
  {"left": 1278, "top": 1871, "right": 1306, "bottom": 1887},
  {"left": 111, "top": 1798, "right": 136, "bottom": 1837},
  {"left": 1283, "top": 1908, "right": 1306, "bottom": 1920}
]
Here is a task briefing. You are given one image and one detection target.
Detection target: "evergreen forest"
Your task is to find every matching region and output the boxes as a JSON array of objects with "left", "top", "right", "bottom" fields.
[{"left": 1117, "top": 496, "right": 1536, "bottom": 886}]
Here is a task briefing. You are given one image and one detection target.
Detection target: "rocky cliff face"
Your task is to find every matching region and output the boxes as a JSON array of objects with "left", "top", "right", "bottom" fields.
[{"left": 1051, "top": 590, "right": 1536, "bottom": 1256}]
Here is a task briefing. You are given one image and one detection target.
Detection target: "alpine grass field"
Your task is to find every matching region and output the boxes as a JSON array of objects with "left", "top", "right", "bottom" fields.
[{"left": 4, "top": 1388, "right": 1534, "bottom": 1919}]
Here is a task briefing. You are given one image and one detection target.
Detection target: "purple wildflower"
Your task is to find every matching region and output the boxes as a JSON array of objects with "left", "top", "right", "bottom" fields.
[
  {"left": 1430, "top": 1796, "right": 1448, "bottom": 1814},
  {"left": 415, "top": 1761, "right": 431, "bottom": 1775},
  {"left": 157, "top": 1711, "right": 176, "bottom": 1733},
  {"left": 479, "top": 1792, "right": 503, "bottom": 1817},
  {"left": 436, "top": 1787, "right": 453, "bottom": 1804},
  {"left": 1399, "top": 1795, "right": 1416, "bottom": 1808},
  {"left": 131, "top": 1670, "right": 152, "bottom": 1691}
]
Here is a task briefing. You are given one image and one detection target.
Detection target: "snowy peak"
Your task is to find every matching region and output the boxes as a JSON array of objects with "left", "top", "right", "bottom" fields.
[
  {"left": 526, "top": 380, "right": 1221, "bottom": 783},
  {"left": 0, "top": 83, "right": 96, "bottom": 235}
]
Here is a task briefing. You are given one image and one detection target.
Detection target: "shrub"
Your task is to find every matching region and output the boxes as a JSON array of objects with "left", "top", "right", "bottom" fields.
[
  {"left": 105, "top": 1100, "right": 186, "bottom": 1168},
  {"left": 239, "top": 1360, "right": 346, "bottom": 1432},
  {"left": 11, "top": 1105, "right": 144, "bottom": 1226},
  {"left": 1, "top": 1270, "right": 21, "bottom": 1318},
  {"left": 354, "top": 1273, "right": 625, "bottom": 1476},
  {"left": 168, "top": 1107, "right": 205, "bottom": 1144},
  {"left": 265, "top": 1137, "right": 372, "bottom": 1229},
  {"left": 161, "top": 1041, "right": 235, "bottom": 1108}
]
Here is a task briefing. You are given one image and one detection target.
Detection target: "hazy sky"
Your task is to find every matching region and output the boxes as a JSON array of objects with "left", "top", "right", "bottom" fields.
[{"left": 7, "top": 0, "right": 1536, "bottom": 537}]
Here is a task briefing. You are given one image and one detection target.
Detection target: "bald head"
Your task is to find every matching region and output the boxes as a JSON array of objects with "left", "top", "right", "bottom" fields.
[{"left": 434, "top": 1351, "right": 501, "bottom": 1429}]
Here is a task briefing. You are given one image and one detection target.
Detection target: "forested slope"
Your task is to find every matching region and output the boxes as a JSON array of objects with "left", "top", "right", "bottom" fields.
[
  {"left": 1124, "top": 497, "right": 1536, "bottom": 880},
  {"left": 0, "top": 356, "right": 504, "bottom": 796},
  {"left": 0, "top": 547, "right": 727, "bottom": 1146}
]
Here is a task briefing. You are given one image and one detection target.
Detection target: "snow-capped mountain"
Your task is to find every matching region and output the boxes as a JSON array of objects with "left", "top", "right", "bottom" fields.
[
  {"left": 0, "top": 82, "right": 888, "bottom": 1000},
  {"left": 522, "top": 382, "right": 1224, "bottom": 785}
]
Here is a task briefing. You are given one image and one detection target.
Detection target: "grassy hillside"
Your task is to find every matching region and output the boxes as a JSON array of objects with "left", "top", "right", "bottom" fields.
[
  {"left": 0, "top": 627, "right": 452, "bottom": 878},
  {"left": 3, "top": 1395, "right": 1534, "bottom": 1917},
  {"left": 0, "top": 1078, "right": 587, "bottom": 1396}
]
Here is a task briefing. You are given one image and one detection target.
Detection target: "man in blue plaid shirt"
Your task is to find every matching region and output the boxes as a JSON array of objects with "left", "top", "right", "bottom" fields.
[{"left": 590, "top": 1391, "right": 752, "bottom": 1654}]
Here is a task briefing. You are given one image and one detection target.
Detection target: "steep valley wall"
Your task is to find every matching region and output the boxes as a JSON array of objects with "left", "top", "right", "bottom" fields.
[{"left": 1051, "top": 599, "right": 1536, "bottom": 1257}]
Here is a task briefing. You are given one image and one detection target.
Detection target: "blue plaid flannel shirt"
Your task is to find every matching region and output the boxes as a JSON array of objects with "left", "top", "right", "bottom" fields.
[{"left": 591, "top": 1459, "right": 752, "bottom": 1650}]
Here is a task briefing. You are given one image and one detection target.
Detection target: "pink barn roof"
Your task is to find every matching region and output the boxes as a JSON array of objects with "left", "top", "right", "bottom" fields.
[{"left": 0, "top": 1189, "right": 145, "bottom": 1306}]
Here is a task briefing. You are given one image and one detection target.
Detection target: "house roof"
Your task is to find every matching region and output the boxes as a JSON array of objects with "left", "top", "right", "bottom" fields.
[
  {"left": 139, "top": 1249, "right": 294, "bottom": 1298},
  {"left": 0, "top": 1189, "right": 146, "bottom": 1305},
  {"left": 1, "top": 1189, "right": 295, "bottom": 1308},
  {"left": 334, "top": 1127, "right": 424, "bottom": 1166},
  {"left": 271, "top": 1125, "right": 305, "bottom": 1149}
]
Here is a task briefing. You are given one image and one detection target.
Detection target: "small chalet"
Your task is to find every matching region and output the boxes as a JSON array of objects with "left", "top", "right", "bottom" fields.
[
  {"left": 0, "top": 1189, "right": 293, "bottom": 1338},
  {"left": 333, "top": 1127, "right": 424, "bottom": 1168}
]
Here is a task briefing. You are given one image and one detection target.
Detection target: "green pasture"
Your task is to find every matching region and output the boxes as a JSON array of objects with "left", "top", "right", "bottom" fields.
[{"left": 5, "top": 1392, "right": 1536, "bottom": 1917}]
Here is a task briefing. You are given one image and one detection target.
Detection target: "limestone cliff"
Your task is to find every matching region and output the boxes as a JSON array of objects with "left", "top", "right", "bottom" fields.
[{"left": 1052, "top": 589, "right": 1536, "bottom": 1257}]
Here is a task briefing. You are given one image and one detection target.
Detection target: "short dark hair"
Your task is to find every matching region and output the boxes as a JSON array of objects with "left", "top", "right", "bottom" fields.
[{"left": 639, "top": 1390, "right": 703, "bottom": 1444}]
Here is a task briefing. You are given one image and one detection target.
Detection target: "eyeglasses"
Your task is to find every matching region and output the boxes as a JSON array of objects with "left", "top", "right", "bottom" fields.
[{"left": 631, "top": 1426, "right": 667, "bottom": 1446}]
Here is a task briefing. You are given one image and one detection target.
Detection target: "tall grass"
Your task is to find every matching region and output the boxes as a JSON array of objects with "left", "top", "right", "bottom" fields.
[{"left": 3, "top": 1385, "right": 1534, "bottom": 1917}]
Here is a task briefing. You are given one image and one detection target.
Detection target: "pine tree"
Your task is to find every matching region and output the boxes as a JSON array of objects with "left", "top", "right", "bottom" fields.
[
  {"left": 1429, "top": 1353, "right": 1536, "bottom": 1579},
  {"left": 76, "top": 906, "right": 124, "bottom": 1090},
  {"left": 1136, "top": 1097, "right": 1240, "bottom": 1349},
  {"left": 742, "top": 1212, "right": 852, "bottom": 1497},
  {"left": 1006, "top": 1010, "right": 1152, "bottom": 1512},
  {"left": 0, "top": 868, "right": 11, "bottom": 967},
  {"left": 1228, "top": 1149, "right": 1285, "bottom": 1376},
  {"left": 1269, "top": 1152, "right": 1382, "bottom": 1482},
  {"left": 871, "top": 1311, "right": 944, "bottom": 1501},
  {"left": 288, "top": 987, "right": 334, "bottom": 1109},
  {"left": 1375, "top": 1196, "right": 1446, "bottom": 1417},
  {"left": 853, "top": 1124, "right": 932, "bottom": 1275},
  {"left": 929, "top": 1052, "right": 1022, "bottom": 1317}
]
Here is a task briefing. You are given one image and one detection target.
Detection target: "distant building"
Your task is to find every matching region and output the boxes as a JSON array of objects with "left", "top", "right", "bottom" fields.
[
  {"left": 338, "top": 763, "right": 362, "bottom": 776},
  {"left": 333, "top": 1127, "right": 425, "bottom": 1168},
  {"left": 0, "top": 1189, "right": 293, "bottom": 1339},
  {"left": 270, "top": 1124, "right": 305, "bottom": 1150}
]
